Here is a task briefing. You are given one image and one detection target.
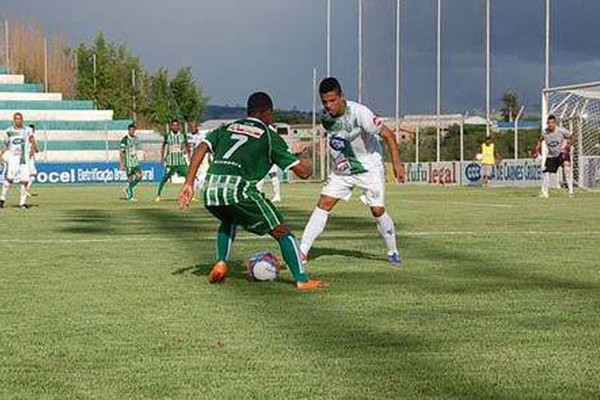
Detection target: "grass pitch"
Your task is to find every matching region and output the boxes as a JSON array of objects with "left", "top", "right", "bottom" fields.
[{"left": 1, "top": 183, "right": 599, "bottom": 399}]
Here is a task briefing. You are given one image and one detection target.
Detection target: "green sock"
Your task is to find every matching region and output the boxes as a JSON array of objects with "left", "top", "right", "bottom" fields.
[
  {"left": 217, "top": 223, "right": 236, "bottom": 262},
  {"left": 128, "top": 179, "right": 140, "bottom": 198},
  {"left": 277, "top": 234, "right": 309, "bottom": 283},
  {"left": 157, "top": 176, "right": 168, "bottom": 196}
]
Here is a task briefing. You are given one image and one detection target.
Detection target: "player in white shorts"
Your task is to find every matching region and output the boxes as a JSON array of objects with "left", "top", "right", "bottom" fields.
[
  {"left": 187, "top": 121, "right": 211, "bottom": 197},
  {"left": 26, "top": 124, "right": 40, "bottom": 192},
  {"left": 256, "top": 164, "right": 282, "bottom": 202},
  {"left": 300, "top": 78, "right": 406, "bottom": 266},
  {"left": 1, "top": 112, "right": 34, "bottom": 209}
]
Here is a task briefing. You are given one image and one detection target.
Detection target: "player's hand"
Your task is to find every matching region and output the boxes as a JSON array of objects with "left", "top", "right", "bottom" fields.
[
  {"left": 394, "top": 162, "right": 406, "bottom": 184},
  {"left": 178, "top": 183, "right": 195, "bottom": 210}
]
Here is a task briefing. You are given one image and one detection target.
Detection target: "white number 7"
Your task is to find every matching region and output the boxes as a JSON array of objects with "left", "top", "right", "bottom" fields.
[{"left": 223, "top": 134, "right": 248, "bottom": 159}]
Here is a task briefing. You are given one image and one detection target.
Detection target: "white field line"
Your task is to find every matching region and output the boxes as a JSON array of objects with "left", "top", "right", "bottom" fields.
[{"left": 2, "top": 231, "right": 600, "bottom": 245}]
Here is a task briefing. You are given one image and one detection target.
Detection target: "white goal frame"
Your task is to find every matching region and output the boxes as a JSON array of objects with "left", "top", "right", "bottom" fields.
[{"left": 542, "top": 82, "right": 600, "bottom": 191}]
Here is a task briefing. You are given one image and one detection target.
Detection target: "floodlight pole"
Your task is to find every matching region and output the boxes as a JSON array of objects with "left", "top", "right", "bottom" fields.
[
  {"left": 436, "top": 0, "right": 441, "bottom": 162},
  {"left": 485, "top": 0, "right": 491, "bottom": 138},
  {"left": 43, "top": 37, "right": 48, "bottom": 93},
  {"left": 358, "top": 0, "right": 363, "bottom": 103},
  {"left": 4, "top": 20, "right": 9, "bottom": 73},
  {"left": 545, "top": 0, "right": 550, "bottom": 89},
  {"left": 514, "top": 105, "right": 525, "bottom": 159},
  {"left": 395, "top": 0, "right": 401, "bottom": 142},
  {"left": 327, "top": 0, "right": 332, "bottom": 77}
]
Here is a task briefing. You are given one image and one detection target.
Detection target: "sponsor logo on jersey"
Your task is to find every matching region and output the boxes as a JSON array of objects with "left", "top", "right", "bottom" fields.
[
  {"left": 329, "top": 135, "right": 347, "bottom": 151},
  {"left": 228, "top": 124, "right": 265, "bottom": 138}
]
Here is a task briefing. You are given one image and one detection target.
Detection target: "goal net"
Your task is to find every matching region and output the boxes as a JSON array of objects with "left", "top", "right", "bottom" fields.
[{"left": 543, "top": 82, "right": 600, "bottom": 191}]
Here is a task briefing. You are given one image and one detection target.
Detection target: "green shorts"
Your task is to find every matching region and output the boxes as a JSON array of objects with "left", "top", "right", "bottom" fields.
[
  {"left": 205, "top": 193, "right": 284, "bottom": 236},
  {"left": 165, "top": 165, "right": 189, "bottom": 178},
  {"left": 126, "top": 166, "right": 142, "bottom": 177}
]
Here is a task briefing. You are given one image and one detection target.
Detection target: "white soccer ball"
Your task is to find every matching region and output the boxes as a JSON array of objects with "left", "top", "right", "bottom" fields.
[
  {"left": 475, "top": 153, "right": 483, "bottom": 162},
  {"left": 246, "top": 252, "right": 280, "bottom": 282}
]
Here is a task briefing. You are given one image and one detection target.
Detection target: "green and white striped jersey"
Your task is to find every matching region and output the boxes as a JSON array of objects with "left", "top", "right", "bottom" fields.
[
  {"left": 322, "top": 101, "right": 385, "bottom": 175},
  {"left": 202, "top": 118, "right": 299, "bottom": 206},
  {"left": 3, "top": 126, "right": 32, "bottom": 164},
  {"left": 163, "top": 131, "right": 188, "bottom": 167},
  {"left": 120, "top": 134, "right": 140, "bottom": 168}
]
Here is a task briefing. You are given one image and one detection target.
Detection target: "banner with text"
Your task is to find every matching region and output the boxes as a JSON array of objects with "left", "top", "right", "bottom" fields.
[
  {"left": 30, "top": 162, "right": 165, "bottom": 185},
  {"left": 461, "top": 159, "right": 542, "bottom": 187},
  {"left": 403, "top": 162, "right": 460, "bottom": 185}
]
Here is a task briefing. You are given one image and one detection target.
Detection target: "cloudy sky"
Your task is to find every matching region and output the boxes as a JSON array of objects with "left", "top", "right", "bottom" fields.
[{"left": 3, "top": 0, "right": 599, "bottom": 115}]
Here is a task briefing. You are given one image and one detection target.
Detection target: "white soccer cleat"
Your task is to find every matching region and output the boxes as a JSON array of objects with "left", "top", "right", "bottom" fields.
[{"left": 272, "top": 196, "right": 281, "bottom": 203}]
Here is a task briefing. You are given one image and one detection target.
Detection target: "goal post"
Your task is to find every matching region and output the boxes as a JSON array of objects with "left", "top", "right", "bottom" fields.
[{"left": 543, "top": 82, "right": 600, "bottom": 191}]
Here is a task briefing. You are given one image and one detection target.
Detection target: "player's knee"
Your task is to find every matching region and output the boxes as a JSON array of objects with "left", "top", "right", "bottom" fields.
[
  {"left": 270, "top": 224, "right": 291, "bottom": 239},
  {"left": 316, "top": 196, "right": 336, "bottom": 212},
  {"left": 371, "top": 206, "right": 385, "bottom": 218}
]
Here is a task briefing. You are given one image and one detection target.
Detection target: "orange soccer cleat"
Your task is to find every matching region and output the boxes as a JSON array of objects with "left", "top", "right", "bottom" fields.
[
  {"left": 208, "top": 261, "right": 229, "bottom": 284},
  {"left": 296, "top": 279, "right": 329, "bottom": 292}
]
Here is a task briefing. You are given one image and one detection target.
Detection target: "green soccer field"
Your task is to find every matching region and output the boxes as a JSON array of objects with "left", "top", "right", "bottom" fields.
[{"left": 1, "top": 183, "right": 599, "bottom": 399}]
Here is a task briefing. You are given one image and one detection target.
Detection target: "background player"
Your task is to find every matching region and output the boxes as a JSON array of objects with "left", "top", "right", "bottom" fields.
[
  {"left": 480, "top": 136, "right": 501, "bottom": 186},
  {"left": 156, "top": 119, "right": 190, "bottom": 202},
  {"left": 187, "top": 120, "right": 210, "bottom": 197},
  {"left": 25, "top": 124, "right": 40, "bottom": 193},
  {"left": 0, "top": 113, "right": 33, "bottom": 209},
  {"left": 119, "top": 123, "right": 142, "bottom": 202},
  {"left": 300, "top": 78, "right": 406, "bottom": 266},
  {"left": 179, "top": 92, "right": 327, "bottom": 291},
  {"left": 535, "top": 114, "right": 573, "bottom": 197}
]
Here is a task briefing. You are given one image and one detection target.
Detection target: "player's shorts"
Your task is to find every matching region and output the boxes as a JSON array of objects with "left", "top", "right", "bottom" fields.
[
  {"left": 205, "top": 192, "right": 284, "bottom": 236},
  {"left": 544, "top": 157, "right": 561, "bottom": 174},
  {"left": 481, "top": 164, "right": 494, "bottom": 177},
  {"left": 165, "top": 165, "right": 189, "bottom": 178},
  {"left": 5, "top": 155, "right": 30, "bottom": 182},
  {"left": 126, "top": 166, "right": 142, "bottom": 177},
  {"left": 322, "top": 167, "right": 385, "bottom": 207},
  {"left": 28, "top": 158, "right": 37, "bottom": 176}
]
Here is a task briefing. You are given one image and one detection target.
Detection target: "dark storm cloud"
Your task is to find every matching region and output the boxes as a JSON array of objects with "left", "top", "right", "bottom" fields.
[{"left": 2, "top": 0, "right": 599, "bottom": 115}]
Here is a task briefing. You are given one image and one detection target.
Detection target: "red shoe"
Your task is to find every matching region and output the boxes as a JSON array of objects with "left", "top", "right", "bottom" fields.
[
  {"left": 208, "top": 261, "right": 229, "bottom": 284},
  {"left": 296, "top": 279, "right": 329, "bottom": 291}
]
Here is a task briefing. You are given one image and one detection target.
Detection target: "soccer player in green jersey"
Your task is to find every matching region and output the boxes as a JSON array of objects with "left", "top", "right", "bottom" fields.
[
  {"left": 119, "top": 123, "right": 142, "bottom": 202},
  {"left": 179, "top": 92, "right": 327, "bottom": 291},
  {"left": 155, "top": 119, "right": 190, "bottom": 202}
]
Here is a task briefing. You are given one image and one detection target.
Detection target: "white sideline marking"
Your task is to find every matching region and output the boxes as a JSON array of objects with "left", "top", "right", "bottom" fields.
[{"left": 2, "top": 231, "right": 600, "bottom": 244}]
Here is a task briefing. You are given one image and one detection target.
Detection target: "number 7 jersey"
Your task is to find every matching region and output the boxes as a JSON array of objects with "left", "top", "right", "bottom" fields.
[{"left": 201, "top": 118, "right": 299, "bottom": 206}]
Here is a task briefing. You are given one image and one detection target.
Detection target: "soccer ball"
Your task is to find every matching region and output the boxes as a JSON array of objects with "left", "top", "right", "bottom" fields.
[
  {"left": 475, "top": 153, "right": 484, "bottom": 162},
  {"left": 246, "top": 252, "right": 281, "bottom": 282}
]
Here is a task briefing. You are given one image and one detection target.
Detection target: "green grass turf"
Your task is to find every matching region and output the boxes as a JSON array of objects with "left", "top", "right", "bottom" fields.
[{"left": 1, "top": 183, "right": 599, "bottom": 399}]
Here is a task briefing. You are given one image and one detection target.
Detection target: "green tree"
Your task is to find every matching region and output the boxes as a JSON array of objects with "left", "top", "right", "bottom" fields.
[
  {"left": 169, "top": 67, "right": 208, "bottom": 123},
  {"left": 142, "top": 68, "right": 172, "bottom": 128},
  {"left": 500, "top": 90, "right": 522, "bottom": 122}
]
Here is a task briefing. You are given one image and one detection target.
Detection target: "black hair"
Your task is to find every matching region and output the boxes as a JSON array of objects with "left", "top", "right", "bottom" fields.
[
  {"left": 29, "top": 124, "right": 35, "bottom": 130},
  {"left": 319, "top": 77, "right": 343, "bottom": 95},
  {"left": 547, "top": 115, "right": 557, "bottom": 121},
  {"left": 171, "top": 119, "right": 180, "bottom": 124},
  {"left": 247, "top": 92, "right": 274, "bottom": 115},
  {"left": 128, "top": 123, "right": 136, "bottom": 129}
]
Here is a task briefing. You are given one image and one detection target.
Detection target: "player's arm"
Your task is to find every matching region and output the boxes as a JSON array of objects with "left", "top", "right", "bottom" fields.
[
  {"left": 356, "top": 106, "right": 405, "bottom": 183},
  {"left": 381, "top": 127, "right": 406, "bottom": 183},
  {"left": 270, "top": 131, "right": 311, "bottom": 180},
  {"left": 160, "top": 137, "right": 166, "bottom": 164}
]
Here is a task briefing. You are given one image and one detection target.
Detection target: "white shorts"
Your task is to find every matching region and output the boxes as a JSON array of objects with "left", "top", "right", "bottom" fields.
[
  {"left": 322, "top": 168, "right": 385, "bottom": 207},
  {"left": 482, "top": 164, "right": 493, "bottom": 177},
  {"left": 28, "top": 158, "right": 37, "bottom": 176},
  {"left": 5, "top": 155, "right": 30, "bottom": 183}
]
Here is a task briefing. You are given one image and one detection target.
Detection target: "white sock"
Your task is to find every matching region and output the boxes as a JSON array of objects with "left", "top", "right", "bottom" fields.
[
  {"left": 300, "top": 207, "right": 330, "bottom": 256},
  {"left": 565, "top": 167, "right": 574, "bottom": 194},
  {"left": 272, "top": 176, "right": 281, "bottom": 199},
  {"left": 26, "top": 177, "right": 34, "bottom": 192},
  {"left": 377, "top": 212, "right": 398, "bottom": 255},
  {"left": 19, "top": 184, "right": 27, "bottom": 206},
  {"left": 541, "top": 173, "right": 550, "bottom": 196},
  {"left": 1, "top": 181, "right": 9, "bottom": 201}
]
